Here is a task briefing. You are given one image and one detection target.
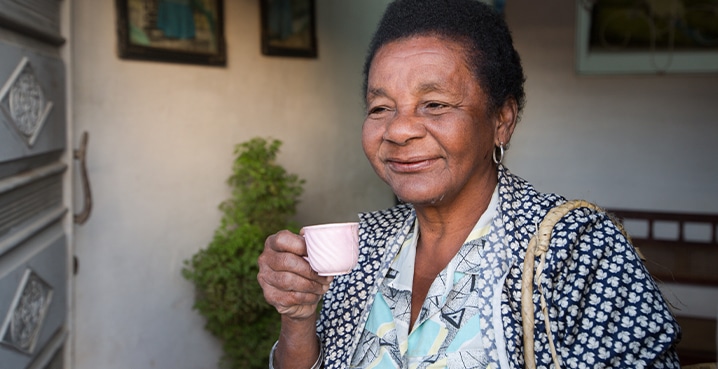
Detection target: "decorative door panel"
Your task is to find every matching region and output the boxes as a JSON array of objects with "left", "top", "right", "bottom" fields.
[
  {"left": 0, "top": 223, "right": 67, "bottom": 368},
  {"left": 0, "top": 0, "right": 69, "bottom": 368},
  {"left": 0, "top": 40, "right": 66, "bottom": 177}
]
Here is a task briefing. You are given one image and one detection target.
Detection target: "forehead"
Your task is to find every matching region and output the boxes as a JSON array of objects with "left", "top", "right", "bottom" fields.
[
  {"left": 371, "top": 35, "right": 469, "bottom": 70},
  {"left": 367, "top": 35, "right": 478, "bottom": 95}
]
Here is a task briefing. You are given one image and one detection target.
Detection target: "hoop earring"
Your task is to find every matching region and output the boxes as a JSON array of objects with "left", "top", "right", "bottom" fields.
[{"left": 493, "top": 142, "right": 505, "bottom": 165}]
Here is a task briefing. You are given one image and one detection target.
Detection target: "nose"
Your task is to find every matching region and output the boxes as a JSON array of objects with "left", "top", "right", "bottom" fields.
[{"left": 382, "top": 108, "right": 426, "bottom": 145}]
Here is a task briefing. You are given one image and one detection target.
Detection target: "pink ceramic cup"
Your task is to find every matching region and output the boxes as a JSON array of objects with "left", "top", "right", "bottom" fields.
[{"left": 302, "top": 222, "right": 359, "bottom": 276}]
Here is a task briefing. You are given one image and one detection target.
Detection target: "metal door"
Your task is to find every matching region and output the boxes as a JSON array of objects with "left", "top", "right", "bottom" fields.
[{"left": 0, "top": 1, "right": 72, "bottom": 368}]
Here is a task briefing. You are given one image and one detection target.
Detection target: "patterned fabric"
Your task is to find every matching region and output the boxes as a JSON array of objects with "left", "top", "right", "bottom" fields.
[
  {"left": 315, "top": 165, "right": 681, "bottom": 369},
  {"left": 350, "top": 189, "right": 496, "bottom": 369}
]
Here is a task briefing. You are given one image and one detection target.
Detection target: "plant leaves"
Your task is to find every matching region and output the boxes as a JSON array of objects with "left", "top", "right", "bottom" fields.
[{"left": 182, "top": 137, "right": 304, "bottom": 369}]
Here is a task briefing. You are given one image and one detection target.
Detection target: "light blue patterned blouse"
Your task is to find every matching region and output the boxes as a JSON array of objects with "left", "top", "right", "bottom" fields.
[{"left": 350, "top": 188, "right": 498, "bottom": 369}]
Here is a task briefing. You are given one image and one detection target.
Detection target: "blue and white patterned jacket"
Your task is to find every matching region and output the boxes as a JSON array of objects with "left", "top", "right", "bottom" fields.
[{"left": 317, "top": 166, "right": 680, "bottom": 368}]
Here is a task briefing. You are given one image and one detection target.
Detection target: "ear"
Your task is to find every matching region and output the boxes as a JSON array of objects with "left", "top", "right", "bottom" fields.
[{"left": 494, "top": 98, "right": 518, "bottom": 147}]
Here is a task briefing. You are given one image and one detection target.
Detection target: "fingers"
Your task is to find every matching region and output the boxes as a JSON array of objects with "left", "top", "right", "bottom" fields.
[
  {"left": 262, "top": 232, "right": 310, "bottom": 272},
  {"left": 267, "top": 230, "right": 308, "bottom": 255}
]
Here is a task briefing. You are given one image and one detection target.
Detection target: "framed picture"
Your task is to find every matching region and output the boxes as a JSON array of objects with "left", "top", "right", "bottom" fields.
[
  {"left": 260, "top": 0, "right": 318, "bottom": 58},
  {"left": 116, "top": 0, "right": 227, "bottom": 66},
  {"left": 575, "top": 0, "right": 718, "bottom": 74}
]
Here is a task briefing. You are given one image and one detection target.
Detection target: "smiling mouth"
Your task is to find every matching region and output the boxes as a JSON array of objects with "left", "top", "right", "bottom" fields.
[{"left": 386, "top": 158, "right": 438, "bottom": 173}]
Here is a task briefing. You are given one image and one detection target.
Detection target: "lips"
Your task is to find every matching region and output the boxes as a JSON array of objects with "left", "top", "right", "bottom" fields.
[{"left": 385, "top": 156, "right": 439, "bottom": 173}]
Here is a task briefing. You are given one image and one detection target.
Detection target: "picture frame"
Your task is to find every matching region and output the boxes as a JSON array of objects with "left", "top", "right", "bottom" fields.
[
  {"left": 116, "top": 0, "right": 227, "bottom": 66},
  {"left": 260, "top": 0, "right": 318, "bottom": 58},
  {"left": 575, "top": 0, "right": 718, "bottom": 75}
]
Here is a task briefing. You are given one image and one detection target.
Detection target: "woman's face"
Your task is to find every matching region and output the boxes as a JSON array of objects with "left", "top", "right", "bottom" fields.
[{"left": 362, "top": 35, "right": 512, "bottom": 207}]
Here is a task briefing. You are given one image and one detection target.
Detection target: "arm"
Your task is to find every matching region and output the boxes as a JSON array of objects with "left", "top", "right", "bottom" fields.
[
  {"left": 258, "top": 230, "right": 333, "bottom": 369},
  {"left": 543, "top": 210, "right": 681, "bottom": 368}
]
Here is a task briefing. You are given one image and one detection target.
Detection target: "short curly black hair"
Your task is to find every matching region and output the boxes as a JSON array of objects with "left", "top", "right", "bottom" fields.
[{"left": 363, "top": 0, "right": 526, "bottom": 118}]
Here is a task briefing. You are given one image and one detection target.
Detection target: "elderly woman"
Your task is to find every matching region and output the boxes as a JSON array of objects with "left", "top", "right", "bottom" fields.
[{"left": 257, "top": 0, "right": 681, "bottom": 368}]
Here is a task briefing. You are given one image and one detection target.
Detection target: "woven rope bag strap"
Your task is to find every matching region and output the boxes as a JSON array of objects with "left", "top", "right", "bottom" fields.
[{"left": 520, "top": 200, "right": 634, "bottom": 369}]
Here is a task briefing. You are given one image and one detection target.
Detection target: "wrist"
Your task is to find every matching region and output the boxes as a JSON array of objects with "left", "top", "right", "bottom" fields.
[
  {"left": 271, "top": 314, "right": 321, "bottom": 369},
  {"left": 279, "top": 313, "right": 318, "bottom": 339},
  {"left": 269, "top": 336, "right": 323, "bottom": 369}
]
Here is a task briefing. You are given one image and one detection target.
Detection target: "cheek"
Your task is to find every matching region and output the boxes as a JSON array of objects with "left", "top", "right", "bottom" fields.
[
  {"left": 361, "top": 122, "right": 389, "bottom": 179},
  {"left": 443, "top": 124, "right": 492, "bottom": 167},
  {"left": 361, "top": 121, "right": 381, "bottom": 159}
]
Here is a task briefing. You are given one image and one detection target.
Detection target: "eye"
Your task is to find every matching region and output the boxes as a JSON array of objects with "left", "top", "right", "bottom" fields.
[
  {"left": 367, "top": 105, "right": 392, "bottom": 117},
  {"left": 426, "top": 101, "right": 448, "bottom": 109},
  {"left": 424, "top": 101, "right": 450, "bottom": 112}
]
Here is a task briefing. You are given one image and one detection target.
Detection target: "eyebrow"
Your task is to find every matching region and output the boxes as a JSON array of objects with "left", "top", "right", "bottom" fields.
[
  {"left": 367, "top": 82, "right": 448, "bottom": 100},
  {"left": 416, "top": 82, "right": 446, "bottom": 95},
  {"left": 366, "top": 87, "right": 387, "bottom": 100}
]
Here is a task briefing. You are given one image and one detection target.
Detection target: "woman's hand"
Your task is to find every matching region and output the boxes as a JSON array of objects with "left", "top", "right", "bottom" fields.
[
  {"left": 258, "top": 230, "right": 333, "bottom": 320},
  {"left": 258, "top": 230, "right": 330, "bottom": 368}
]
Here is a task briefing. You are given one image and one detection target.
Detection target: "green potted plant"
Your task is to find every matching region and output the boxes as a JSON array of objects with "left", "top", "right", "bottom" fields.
[{"left": 182, "top": 137, "right": 305, "bottom": 369}]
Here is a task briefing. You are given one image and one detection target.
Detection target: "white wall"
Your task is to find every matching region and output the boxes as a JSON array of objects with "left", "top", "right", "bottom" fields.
[
  {"left": 504, "top": 1, "right": 718, "bottom": 214},
  {"left": 68, "top": 0, "right": 718, "bottom": 368},
  {"left": 70, "top": 1, "right": 391, "bottom": 368}
]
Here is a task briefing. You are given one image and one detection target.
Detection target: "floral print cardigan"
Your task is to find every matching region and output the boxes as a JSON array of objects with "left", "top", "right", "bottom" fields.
[{"left": 315, "top": 166, "right": 680, "bottom": 368}]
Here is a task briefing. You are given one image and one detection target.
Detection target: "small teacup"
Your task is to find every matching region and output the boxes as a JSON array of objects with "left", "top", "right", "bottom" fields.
[{"left": 302, "top": 222, "right": 359, "bottom": 276}]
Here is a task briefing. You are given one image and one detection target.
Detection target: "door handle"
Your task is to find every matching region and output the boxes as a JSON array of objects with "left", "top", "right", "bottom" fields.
[{"left": 73, "top": 131, "right": 92, "bottom": 224}]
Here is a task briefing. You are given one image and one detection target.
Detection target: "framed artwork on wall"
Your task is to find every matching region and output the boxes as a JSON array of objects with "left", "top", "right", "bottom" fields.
[
  {"left": 260, "top": 0, "right": 318, "bottom": 58},
  {"left": 116, "top": 0, "right": 227, "bottom": 66},
  {"left": 575, "top": 0, "right": 718, "bottom": 74}
]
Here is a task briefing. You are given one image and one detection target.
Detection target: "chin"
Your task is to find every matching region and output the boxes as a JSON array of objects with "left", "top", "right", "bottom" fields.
[
  {"left": 388, "top": 179, "right": 450, "bottom": 206},
  {"left": 394, "top": 191, "right": 447, "bottom": 206}
]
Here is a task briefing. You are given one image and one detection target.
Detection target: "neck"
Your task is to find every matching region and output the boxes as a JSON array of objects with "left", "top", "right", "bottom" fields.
[
  {"left": 413, "top": 174, "right": 496, "bottom": 258},
  {"left": 407, "top": 175, "right": 497, "bottom": 332}
]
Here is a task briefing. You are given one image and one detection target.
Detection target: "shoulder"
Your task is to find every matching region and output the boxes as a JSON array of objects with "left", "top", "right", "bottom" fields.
[
  {"left": 497, "top": 166, "right": 565, "bottom": 217},
  {"left": 498, "top": 166, "right": 626, "bottom": 261},
  {"left": 494, "top": 166, "right": 567, "bottom": 249},
  {"left": 541, "top": 201, "right": 638, "bottom": 277}
]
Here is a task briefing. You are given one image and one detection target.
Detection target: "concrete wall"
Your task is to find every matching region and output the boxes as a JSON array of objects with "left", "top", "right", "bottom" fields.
[{"left": 68, "top": 0, "right": 718, "bottom": 368}]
